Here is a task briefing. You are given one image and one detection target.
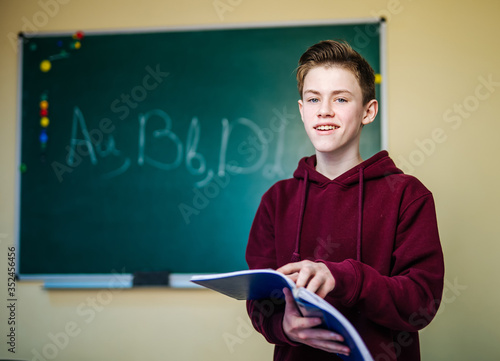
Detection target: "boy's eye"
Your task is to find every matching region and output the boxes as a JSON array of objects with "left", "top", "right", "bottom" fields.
[
  {"left": 307, "top": 98, "right": 319, "bottom": 103},
  {"left": 336, "top": 98, "right": 347, "bottom": 103}
]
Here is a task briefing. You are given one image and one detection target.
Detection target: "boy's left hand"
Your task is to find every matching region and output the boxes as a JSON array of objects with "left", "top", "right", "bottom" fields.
[
  {"left": 281, "top": 288, "right": 350, "bottom": 355},
  {"left": 277, "top": 260, "right": 335, "bottom": 298}
]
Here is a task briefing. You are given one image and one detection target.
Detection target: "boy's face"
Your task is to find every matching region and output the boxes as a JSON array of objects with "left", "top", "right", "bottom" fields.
[{"left": 298, "top": 65, "right": 377, "bottom": 158}]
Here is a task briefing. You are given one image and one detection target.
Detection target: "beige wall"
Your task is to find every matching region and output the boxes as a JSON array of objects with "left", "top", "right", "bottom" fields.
[{"left": 1, "top": 0, "right": 499, "bottom": 360}]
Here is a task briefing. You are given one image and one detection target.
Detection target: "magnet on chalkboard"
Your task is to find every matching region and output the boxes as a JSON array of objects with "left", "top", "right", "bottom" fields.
[
  {"left": 40, "top": 117, "right": 49, "bottom": 128},
  {"left": 40, "top": 59, "right": 51, "bottom": 72},
  {"left": 73, "top": 31, "right": 84, "bottom": 40},
  {"left": 39, "top": 93, "right": 49, "bottom": 150},
  {"left": 71, "top": 41, "right": 81, "bottom": 50},
  {"left": 39, "top": 130, "right": 48, "bottom": 144}
]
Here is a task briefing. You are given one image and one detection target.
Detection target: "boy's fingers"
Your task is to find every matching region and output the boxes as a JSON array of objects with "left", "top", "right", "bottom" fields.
[
  {"left": 279, "top": 261, "right": 313, "bottom": 288},
  {"left": 283, "top": 288, "right": 298, "bottom": 314},
  {"left": 288, "top": 272, "right": 299, "bottom": 282},
  {"left": 277, "top": 262, "right": 302, "bottom": 275},
  {"left": 283, "top": 287, "right": 293, "bottom": 303},
  {"left": 295, "top": 270, "right": 312, "bottom": 289},
  {"left": 283, "top": 288, "right": 322, "bottom": 327}
]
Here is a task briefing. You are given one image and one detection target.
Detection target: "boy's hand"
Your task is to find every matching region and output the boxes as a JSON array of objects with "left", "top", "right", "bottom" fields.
[
  {"left": 282, "top": 288, "right": 350, "bottom": 356},
  {"left": 277, "top": 260, "right": 335, "bottom": 298}
]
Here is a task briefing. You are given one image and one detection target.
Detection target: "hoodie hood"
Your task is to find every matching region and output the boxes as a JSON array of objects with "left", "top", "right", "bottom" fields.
[
  {"left": 290, "top": 151, "right": 403, "bottom": 263},
  {"left": 293, "top": 150, "right": 403, "bottom": 186}
]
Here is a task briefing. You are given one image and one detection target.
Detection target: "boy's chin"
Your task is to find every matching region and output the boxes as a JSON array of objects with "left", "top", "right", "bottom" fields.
[{"left": 309, "top": 142, "right": 341, "bottom": 154}]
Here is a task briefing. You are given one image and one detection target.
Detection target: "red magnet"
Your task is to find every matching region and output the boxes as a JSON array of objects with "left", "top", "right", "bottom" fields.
[{"left": 73, "top": 31, "right": 84, "bottom": 40}]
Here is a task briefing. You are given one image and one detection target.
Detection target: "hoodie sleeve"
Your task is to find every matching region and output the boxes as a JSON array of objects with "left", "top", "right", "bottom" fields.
[
  {"left": 245, "top": 191, "right": 298, "bottom": 347},
  {"left": 324, "top": 190, "right": 445, "bottom": 332}
]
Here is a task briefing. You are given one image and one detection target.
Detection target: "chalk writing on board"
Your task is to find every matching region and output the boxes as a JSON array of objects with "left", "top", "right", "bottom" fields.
[{"left": 51, "top": 106, "right": 297, "bottom": 186}]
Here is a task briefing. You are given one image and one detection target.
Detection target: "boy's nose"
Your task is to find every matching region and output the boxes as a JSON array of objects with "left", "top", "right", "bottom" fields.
[{"left": 318, "top": 103, "right": 334, "bottom": 117}]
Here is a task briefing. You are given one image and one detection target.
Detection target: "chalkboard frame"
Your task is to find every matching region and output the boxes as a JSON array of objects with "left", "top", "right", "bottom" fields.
[{"left": 15, "top": 18, "right": 387, "bottom": 288}]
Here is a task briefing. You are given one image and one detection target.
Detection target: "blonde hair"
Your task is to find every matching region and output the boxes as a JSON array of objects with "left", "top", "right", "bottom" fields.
[{"left": 296, "top": 40, "right": 375, "bottom": 104}]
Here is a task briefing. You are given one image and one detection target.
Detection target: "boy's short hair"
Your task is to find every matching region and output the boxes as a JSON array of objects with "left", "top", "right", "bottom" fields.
[{"left": 296, "top": 40, "right": 376, "bottom": 104}]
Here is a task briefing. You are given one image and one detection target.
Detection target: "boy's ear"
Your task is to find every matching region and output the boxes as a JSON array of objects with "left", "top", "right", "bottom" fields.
[
  {"left": 298, "top": 99, "right": 304, "bottom": 122},
  {"left": 362, "top": 99, "right": 378, "bottom": 125}
]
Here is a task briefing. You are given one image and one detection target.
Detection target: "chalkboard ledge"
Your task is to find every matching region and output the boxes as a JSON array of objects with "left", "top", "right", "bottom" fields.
[{"left": 19, "top": 274, "right": 202, "bottom": 289}]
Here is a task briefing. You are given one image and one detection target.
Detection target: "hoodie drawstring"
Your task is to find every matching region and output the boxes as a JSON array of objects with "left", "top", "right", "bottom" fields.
[
  {"left": 357, "top": 167, "right": 365, "bottom": 262},
  {"left": 291, "top": 166, "right": 365, "bottom": 263},
  {"left": 291, "top": 170, "right": 308, "bottom": 262}
]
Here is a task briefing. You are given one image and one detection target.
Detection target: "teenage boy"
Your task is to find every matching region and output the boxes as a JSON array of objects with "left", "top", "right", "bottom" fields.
[{"left": 246, "top": 40, "right": 444, "bottom": 361}]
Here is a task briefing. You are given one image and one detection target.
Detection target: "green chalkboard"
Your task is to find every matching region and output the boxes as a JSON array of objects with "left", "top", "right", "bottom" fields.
[{"left": 17, "top": 20, "right": 384, "bottom": 277}]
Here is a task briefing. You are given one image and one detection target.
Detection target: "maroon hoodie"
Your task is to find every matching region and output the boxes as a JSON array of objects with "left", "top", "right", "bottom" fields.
[{"left": 246, "top": 151, "right": 444, "bottom": 361}]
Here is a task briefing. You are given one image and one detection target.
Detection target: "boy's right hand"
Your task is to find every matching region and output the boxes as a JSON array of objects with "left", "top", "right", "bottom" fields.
[
  {"left": 277, "top": 260, "right": 335, "bottom": 298},
  {"left": 282, "top": 288, "right": 350, "bottom": 356}
]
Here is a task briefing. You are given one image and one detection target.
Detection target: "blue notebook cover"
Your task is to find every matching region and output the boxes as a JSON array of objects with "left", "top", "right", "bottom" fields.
[
  {"left": 191, "top": 269, "right": 374, "bottom": 361},
  {"left": 191, "top": 269, "right": 295, "bottom": 300}
]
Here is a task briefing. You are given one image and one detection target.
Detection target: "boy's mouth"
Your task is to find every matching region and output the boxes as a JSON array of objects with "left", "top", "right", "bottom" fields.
[{"left": 314, "top": 124, "right": 340, "bottom": 131}]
